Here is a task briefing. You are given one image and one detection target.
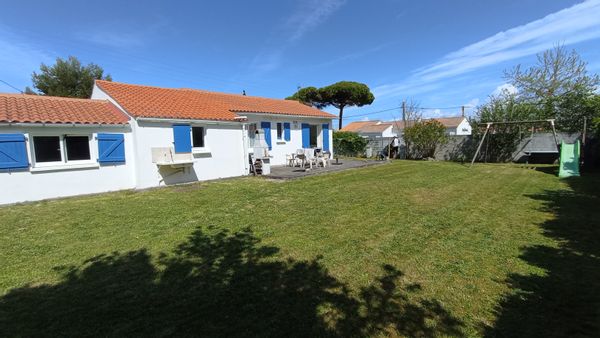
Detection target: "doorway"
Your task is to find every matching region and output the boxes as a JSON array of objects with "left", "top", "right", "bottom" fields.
[{"left": 309, "top": 125, "right": 318, "bottom": 148}]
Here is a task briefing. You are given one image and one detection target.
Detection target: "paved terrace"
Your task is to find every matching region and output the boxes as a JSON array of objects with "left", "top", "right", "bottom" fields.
[{"left": 267, "top": 159, "right": 384, "bottom": 179}]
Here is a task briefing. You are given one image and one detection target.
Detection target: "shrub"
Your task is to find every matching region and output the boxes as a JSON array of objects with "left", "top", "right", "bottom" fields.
[
  {"left": 403, "top": 120, "right": 447, "bottom": 159},
  {"left": 333, "top": 131, "right": 368, "bottom": 157}
]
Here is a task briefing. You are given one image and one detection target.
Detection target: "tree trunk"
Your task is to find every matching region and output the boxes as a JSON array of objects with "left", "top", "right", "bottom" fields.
[{"left": 338, "top": 105, "right": 345, "bottom": 130}]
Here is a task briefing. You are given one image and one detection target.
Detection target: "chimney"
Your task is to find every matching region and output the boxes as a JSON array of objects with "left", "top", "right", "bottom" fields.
[{"left": 242, "top": 90, "right": 246, "bottom": 96}]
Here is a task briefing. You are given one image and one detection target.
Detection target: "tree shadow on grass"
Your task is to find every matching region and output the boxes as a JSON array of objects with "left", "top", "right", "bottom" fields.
[
  {"left": 485, "top": 175, "right": 600, "bottom": 337},
  {"left": 0, "top": 227, "right": 463, "bottom": 337}
]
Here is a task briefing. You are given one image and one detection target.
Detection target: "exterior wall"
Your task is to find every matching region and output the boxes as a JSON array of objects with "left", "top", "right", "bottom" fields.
[
  {"left": 381, "top": 126, "right": 398, "bottom": 138},
  {"left": 132, "top": 120, "right": 247, "bottom": 188},
  {"left": 244, "top": 114, "right": 334, "bottom": 166},
  {"left": 0, "top": 125, "right": 135, "bottom": 205},
  {"left": 454, "top": 119, "right": 472, "bottom": 136}
]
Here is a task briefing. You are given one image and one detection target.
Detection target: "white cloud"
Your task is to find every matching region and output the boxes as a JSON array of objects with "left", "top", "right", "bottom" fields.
[
  {"left": 492, "top": 83, "right": 518, "bottom": 96},
  {"left": 374, "top": 0, "right": 600, "bottom": 99},
  {"left": 464, "top": 98, "right": 480, "bottom": 108},
  {"left": 248, "top": 0, "right": 345, "bottom": 74},
  {"left": 286, "top": 0, "right": 345, "bottom": 42}
]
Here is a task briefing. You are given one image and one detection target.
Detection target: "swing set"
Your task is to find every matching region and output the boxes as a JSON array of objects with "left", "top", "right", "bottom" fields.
[{"left": 469, "top": 119, "right": 559, "bottom": 166}]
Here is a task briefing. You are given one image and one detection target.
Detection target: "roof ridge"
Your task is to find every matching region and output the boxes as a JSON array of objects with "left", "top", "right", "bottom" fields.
[
  {"left": 97, "top": 80, "right": 305, "bottom": 103},
  {"left": 0, "top": 93, "right": 110, "bottom": 104}
]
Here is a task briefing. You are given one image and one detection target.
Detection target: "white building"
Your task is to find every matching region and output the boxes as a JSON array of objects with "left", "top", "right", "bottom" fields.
[
  {"left": 343, "top": 116, "right": 472, "bottom": 138},
  {"left": 0, "top": 81, "right": 335, "bottom": 204}
]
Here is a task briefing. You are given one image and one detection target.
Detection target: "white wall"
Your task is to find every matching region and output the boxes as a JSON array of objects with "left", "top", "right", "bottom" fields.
[
  {"left": 0, "top": 125, "right": 135, "bottom": 205},
  {"left": 244, "top": 114, "right": 334, "bottom": 166},
  {"left": 381, "top": 126, "right": 397, "bottom": 138},
  {"left": 455, "top": 118, "right": 472, "bottom": 136},
  {"left": 133, "top": 120, "right": 247, "bottom": 189}
]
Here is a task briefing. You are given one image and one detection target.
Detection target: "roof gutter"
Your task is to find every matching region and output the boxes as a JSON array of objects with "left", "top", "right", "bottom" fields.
[
  {"left": 136, "top": 117, "right": 246, "bottom": 125},
  {"left": 235, "top": 111, "right": 337, "bottom": 119},
  {"left": 0, "top": 122, "right": 129, "bottom": 128}
]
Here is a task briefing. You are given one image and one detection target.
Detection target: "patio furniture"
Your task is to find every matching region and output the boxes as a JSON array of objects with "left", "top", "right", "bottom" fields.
[
  {"left": 317, "top": 152, "right": 331, "bottom": 167},
  {"left": 305, "top": 150, "right": 318, "bottom": 169},
  {"left": 286, "top": 154, "right": 296, "bottom": 167}
]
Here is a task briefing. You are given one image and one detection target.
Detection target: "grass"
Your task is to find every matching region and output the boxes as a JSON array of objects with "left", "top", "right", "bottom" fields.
[{"left": 0, "top": 161, "right": 598, "bottom": 337}]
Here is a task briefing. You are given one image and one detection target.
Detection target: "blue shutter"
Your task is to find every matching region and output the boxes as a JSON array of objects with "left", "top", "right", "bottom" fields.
[
  {"left": 284, "top": 122, "right": 291, "bottom": 141},
  {"left": 301, "top": 123, "right": 310, "bottom": 148},
  {"left": 261, "top": 121, "right": 272, "bottom": 150},
  {"left": 0, "top": 134, "right": 29, "bottom": 169},
  {"left": 322, "top": 123, "right": 330, "bottom": 151},
  {"left": 173, "top": 124, "right": 192, "bottom": 153},
  {"left": 98, "top": 133, "right": 125, "bottom": 164}
]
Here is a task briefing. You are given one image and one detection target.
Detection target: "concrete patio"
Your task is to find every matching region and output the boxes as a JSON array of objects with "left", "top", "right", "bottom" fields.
[{"left": 267, "top": 159, "right": 384, "bottom": 179}]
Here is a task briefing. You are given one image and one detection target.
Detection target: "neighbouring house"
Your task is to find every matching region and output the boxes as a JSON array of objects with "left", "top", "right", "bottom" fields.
[
  {"left": 341, "top": 121, "right": 397, "bottom": 139},
  {"left": 0, "top": 81, "right": 335, "bottom": 204},
  {"left": 342, "top": 116, "right": 472, "bottom": 157},
  {"left": 343, "top": 116, "right": 471, "bottom": 138}
]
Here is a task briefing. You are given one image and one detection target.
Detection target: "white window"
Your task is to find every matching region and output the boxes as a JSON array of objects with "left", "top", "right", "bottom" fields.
[
  {"left": 192, "top": 126, "right": 205, "bottom": 148},
  {"left": 276, "top": 123, "right": 283, "bottom": 140},
  {"left": 65, "top": 136, "right": 91, "bottom": 161},
  {"left": 33, "top": 136, "right": 61, "bottom": 163},
  {"left": 31, "top": 134, "right": 93, "bottom": 167}
]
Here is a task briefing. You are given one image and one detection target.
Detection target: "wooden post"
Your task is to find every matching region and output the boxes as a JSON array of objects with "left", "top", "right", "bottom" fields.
[
  {"left": 549, "top": 119, "right": 559, "bottom": 152},
  {"left": 582, "top": 116, "right": 587, "bottom": 146},
  {"left": 470, "top": 123, "right": 492, "bottom": 167}
]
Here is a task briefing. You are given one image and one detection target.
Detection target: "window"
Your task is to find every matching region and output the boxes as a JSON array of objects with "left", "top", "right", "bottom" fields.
[
  {"left": 248, "top": 123, "right": 257, "bottom": 147},
  {"left": 276, "top": 122, "right": 283, "bottom": 140},
  {"left": 32, "top": 134, "right": 92, "bottom": 165},
  {"left": 33, "top": 136, "right": 61, "bottom": 163},
  {"left": 192, "top": 126, "right": 205, "bottom": 148},
  {"left": 65, "top": 136, "right": 91, "bottom": 161}
]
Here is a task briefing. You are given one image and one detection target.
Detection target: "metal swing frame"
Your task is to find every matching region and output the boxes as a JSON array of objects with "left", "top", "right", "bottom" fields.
[{"left": 470, "top": 119, "right": 559, "bottom": 167}]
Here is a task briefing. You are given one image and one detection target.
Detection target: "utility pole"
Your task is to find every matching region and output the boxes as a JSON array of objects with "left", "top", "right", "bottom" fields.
[{"left": 402, "top": 100, "right": 406, "bottom": 125}]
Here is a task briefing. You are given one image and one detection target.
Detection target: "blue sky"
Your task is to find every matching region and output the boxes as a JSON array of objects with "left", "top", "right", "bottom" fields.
[{"left": 1, "top": 0, "right": 600, "bottom": 126}]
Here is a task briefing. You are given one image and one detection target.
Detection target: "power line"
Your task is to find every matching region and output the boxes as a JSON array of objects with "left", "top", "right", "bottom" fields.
[
  {"left": 344, "top": 106, "right": 403, "bottom": 118},
  {"left": 0, "top": 79, "right": 24, "bottom": 93},
  {"left": 344, "top": 104, "right": 472, "bottom": 120}
]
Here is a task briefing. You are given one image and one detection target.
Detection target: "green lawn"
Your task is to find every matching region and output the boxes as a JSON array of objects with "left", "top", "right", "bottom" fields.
[{"left": 0, "top": 161, "right": 598, "bottom": 337}]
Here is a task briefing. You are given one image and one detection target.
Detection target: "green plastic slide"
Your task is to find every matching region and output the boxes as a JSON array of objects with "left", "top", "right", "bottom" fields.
[{"left": 558, "top": 140, "right": 580, "bottom": 178}]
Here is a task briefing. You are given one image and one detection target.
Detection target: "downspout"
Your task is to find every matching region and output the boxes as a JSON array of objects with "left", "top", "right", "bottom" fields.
[{"left": 238, "top": 117, "right": 249, "bottom": 175}]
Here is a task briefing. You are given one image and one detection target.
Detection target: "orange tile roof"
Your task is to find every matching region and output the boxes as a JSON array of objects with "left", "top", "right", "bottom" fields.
[
  {"left": 342, "top": 121, "right": 378, "bottom": 132},
  {"left": 431, "top": 116, "right": 465, "bottom": 128},
  {"left": 343, "top": 116, "right": 466, "bottom": 133},
  {"left": 342, "top": 121, "right": 394, "bottom": 133},
  {"left": 96, "top": 80, "right": 336, "bottom": 121},
  {"left": 0, "top": 94, "right": 129, "bottom": 125}
]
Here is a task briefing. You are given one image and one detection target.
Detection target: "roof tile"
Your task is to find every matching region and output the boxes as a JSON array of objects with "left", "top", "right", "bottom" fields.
[
  {"left": 0, "top": 94, "right": 129, "bottom": 125},
  {"left": 96, "top": 81, "right": 336, "bottom": 121}
]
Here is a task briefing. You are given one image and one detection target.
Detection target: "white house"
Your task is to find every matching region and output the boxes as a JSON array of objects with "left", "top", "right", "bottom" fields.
[
  {"left": 0, "top": 81, "right": 335, "bottom": 204},
  {"left": 343, "top": 116, "right": 472, "bottom": 138},
  {"left": 431, "top": 117, "right": 472, "bottom": 136},
  {"left": 341, "top": 121, "right": 397, "bottom": 139},
  {"left": 0, "top": 94, "right": 135, "bottom": 204}
]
